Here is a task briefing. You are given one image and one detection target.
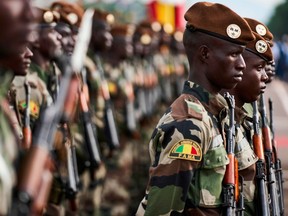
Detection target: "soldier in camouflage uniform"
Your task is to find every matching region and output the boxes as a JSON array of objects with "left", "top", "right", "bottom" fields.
[
  {"left": 0, "top": 0, "right": 35, "bottom": 214},
  {"left": 136, "top": 2, "right": 255, "bottom": 215},
  {"left": 222, "top": 18, "right": 274, "bottom": 215}
]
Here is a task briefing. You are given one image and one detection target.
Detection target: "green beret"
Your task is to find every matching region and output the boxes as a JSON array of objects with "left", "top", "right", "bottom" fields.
[
  {"left": 184, "top": 2, "right": 255, "bottom": 45},
  {"left": 244, "top": 18, "right": 274, "bottom": 46},
  {"left": 246, "top": 31, "right": 273, "bottom": 62}
]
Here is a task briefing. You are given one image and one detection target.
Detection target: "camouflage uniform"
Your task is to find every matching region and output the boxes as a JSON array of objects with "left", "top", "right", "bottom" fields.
[
  {"left": 234, "top": 104, "right": 258, "bottom": 216},
  {"left": 11, "top": 72, "right": 53, "bottom": 130},
  {"left": 0, "top": 70, "right": 18, "bottom": 215},
  {"left": 137, "top": 81, "right": 231, "bottom": 215}
]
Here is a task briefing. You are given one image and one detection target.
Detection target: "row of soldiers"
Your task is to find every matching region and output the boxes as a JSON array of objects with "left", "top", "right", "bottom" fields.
[
  {"left": 0, "top": 0, "right": 188, "bottom": 215},
  {"left": 135, "top": 2, "right": 285, "bottom": 216}
]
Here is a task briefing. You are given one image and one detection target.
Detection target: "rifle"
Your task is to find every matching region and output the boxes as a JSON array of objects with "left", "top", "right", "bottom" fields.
[
  {"left": 22, "top": 79, "right": 32, "bottom": 149},
  {"left": 11, "top": 9, "right": 94, "bottom": 215},
  {"left": 259, "top": 93, "right": 280, "bottom": 216},
  {"left": 79, "top": 68, "right": 101, "bottom": 168},
  {"left": 269, "top": 98, "right": 284, "bottom": 216},
  {"left": 252, "top": 101, "right": 270, "bottom": 216},
  {"left": 222, "top": 92, "right": 237, "bottom": 216},
  {"left": 94, "top": 55, "right": 120, "bottom": 151},
  {"left": 122, "top": 61, "right": 137, "bottom": 134}
]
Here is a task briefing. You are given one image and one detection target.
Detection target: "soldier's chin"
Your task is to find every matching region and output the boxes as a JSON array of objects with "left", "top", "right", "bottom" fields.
[{"left": 52, "top": 50, "right": 64, "bottom": 60}]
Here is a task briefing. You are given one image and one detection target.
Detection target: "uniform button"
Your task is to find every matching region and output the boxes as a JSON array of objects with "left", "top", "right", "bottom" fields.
[
  {"left": 217, "top": 156, "right": 222, "bottom": 162},
  {"left": 247, "top": 157, "right": 250, "bottom": 162},
  {"left": 206, "top": 159, "right": 210, "bottom": 165}
]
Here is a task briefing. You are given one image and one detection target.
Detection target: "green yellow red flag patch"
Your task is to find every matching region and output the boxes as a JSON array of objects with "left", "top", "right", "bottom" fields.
[{"left": 168, "top": 139, "right": 202, "bottom": 161}]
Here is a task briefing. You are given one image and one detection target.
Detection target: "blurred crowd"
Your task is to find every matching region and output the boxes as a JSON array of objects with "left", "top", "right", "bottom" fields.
[
  {"left": 273, "top": 34, "right": 288, "bottom": 82},
  {"left": 0, "top": 0, "right": 188, "bottom": 215}
]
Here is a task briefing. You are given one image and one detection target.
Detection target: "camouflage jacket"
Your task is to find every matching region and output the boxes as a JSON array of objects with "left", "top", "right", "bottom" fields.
[
  {"left": 0, "top": 69, "right": 18, "bottom": 214},
  {"left": 136, "top": 81, "right": 230, "bottom": 215}
]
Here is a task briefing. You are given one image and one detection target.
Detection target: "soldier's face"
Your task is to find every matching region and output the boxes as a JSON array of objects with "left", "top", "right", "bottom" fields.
[
  {"left": 234, "top": 51, "right": 268, "bottom": 103},
  {"left": 13, "top": 47, "right": 33, "bottom": 76},
  {"left": 56, "top": 24, "right": 75, "bottom": 56},
  {"left": 206, "top": 39, "right": 246, "bottom": 91},
  {"left": 39, "top": 28, "right": 62, "bottom": 59},
  {"left": 265, "top": 61, "right": 275, "bottom": 84},
  {"left": 0, "top": 0, "right": 35, "bottom": 57}
]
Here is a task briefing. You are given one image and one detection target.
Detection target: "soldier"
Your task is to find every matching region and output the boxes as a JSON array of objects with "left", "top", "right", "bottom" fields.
[
  {"left": 30, "top": 7, "right": 62, "bottom": 103},
  {"left": 100, "top": 23, "right": 137, "bottom": 216},
  {"left": 0, "top": 0, "right": 35, "bottom": 214},
  {"left": 136, "top": 2, "right": 255, "bottom": 215},
  {"left": 222, "top": 19, "right": 274, "bottom": 215}
]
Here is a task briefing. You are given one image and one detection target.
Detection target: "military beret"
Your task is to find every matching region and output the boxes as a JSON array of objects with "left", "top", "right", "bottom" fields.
[
  {"left": 244, "top": 17, "right": 274, "bottom": 46},
  {"left": 111, "top": 24, "right": 134, "bottom": 37},
  {"left": 184, "top": 2, "right": 255, "bottom": 45},
  {"left": 93, "top": 9, "right": 114, "bottom": 24},
  {"left": 50, "top": 1, "right": 84, "bottom": 27},
  {"left": 34, "top": 7, "right": 60, "bottom": 28},
  {"left": 245, "top": 31, "right": 273, "bottom": 62}
]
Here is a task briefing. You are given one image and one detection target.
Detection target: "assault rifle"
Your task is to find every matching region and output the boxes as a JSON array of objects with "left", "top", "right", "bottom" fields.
[
  {"left": 11, "top": 9, "right": 94, "bottom": 215},
  {"left": 94, "top": 55, "right": 120, "bottom": 151},
  {"left": 22, "top": 79, "right": 32, "bottom": 149},
  {"left": 252, "top": 101, "right": 270, "bottom": 216},
  {"left": 269, "top": 98, "right": 284, "bottom": 216},
  {"left": 222, "top": 92, "right": 237, "bottom": 216},
  {"left": 259, "top": 93, "right": 280, "bottom": 216}
]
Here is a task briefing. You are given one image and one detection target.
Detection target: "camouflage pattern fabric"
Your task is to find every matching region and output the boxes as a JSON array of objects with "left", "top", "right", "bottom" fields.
[
  {"left": 136, "top": 81, "right": 230, "bottom": 215},
  {"left": 0, "top": 70, "right": 18, "bottom": 215},
  {"left": 235, "top": 104, "right": 259, "bottom": 216}
]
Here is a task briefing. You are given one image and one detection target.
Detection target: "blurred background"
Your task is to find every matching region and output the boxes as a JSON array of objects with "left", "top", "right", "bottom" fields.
[{"left": 31, "top": 0, "right": 288, "bottom": 214}]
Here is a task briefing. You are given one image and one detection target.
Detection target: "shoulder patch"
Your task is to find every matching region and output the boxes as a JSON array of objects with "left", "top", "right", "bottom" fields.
[
  {"left": 185, "top": 99, "right": 204, "bottom": 120},
  {"left": 168, "top": 139, "right": 202, "bottom": 161}
]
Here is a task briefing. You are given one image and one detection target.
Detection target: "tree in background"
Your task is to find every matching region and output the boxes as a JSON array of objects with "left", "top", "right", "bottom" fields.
[{"left": 268, "top": 0, "right": 288, "bottom": 39}]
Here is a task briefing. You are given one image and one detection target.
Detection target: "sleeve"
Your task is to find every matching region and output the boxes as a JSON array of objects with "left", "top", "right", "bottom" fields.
[{"left": 138, "top": 118, "right": 206, "bottom": 215}]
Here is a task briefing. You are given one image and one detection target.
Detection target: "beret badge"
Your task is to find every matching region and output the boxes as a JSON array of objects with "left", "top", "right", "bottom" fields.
[
  {"left": 43, "top": 11, "right": 54, "bottom": 23},
  {"left": 226, "top": 24, "right": 241, "bottom": 39},
  {"left": 67, "top": 13, "right": 78, "bottom": 25},
  {"left": 255, "top": 24, "right": 267, "bottom": 36},
  {"left": 255, "top": 40, "right": 268, "bottom": 53}
]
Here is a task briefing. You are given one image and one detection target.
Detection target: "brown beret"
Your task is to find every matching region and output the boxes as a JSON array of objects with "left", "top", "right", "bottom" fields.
[
  {"left": 245, "top": 32, "right": 273, "bottom": 62},
  {"left": 184, "top": 2, "right": 255, "bottom": 45},
  {"left": 50, "top": 1, "right": 84, "bottom": 27},
  {"left": 111, "top": 24, "right": 134, "bottom": 37},
  {"left": 35, "top": 7, "right": 59, "bottom": 27},
  {"left": 93, "top": 9, "right": 114, "bottom": 24},
  {"left": 244, "top": 17, "right": 274, "bottom": 46}
]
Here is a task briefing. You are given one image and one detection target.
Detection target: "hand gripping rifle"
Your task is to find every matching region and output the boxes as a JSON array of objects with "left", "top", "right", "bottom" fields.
[
  {"left": 22, "top": 79, "right": 32, "bottom": 149},
  {"left": 252, "top": 101, "right": 270, "bottom": 216},
  {"left": 259, "top": 93, "right": 280, "bottom": 216},
  {"left": 269, "top": 98, "right": 284, "bottom": 216},
  {"left": 11, "top": 9, "right": 94, "bottom": 216},
  {"left": 223, "top": 92, "right": 238, "bottom": 216}
]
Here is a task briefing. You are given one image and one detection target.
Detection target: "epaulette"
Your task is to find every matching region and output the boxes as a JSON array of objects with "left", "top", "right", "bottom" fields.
[{"left": 185, "top": 97, "right": 205, "bottom": 121}]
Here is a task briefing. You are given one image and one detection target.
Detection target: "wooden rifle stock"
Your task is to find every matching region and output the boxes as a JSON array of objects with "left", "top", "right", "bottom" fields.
[
  {"left": 22, "top": 80, "right": 32, "bottom": 149},
  {"left": 252, "top": 101, "right": 270, "bottom": 216},
  {"left": 79, "top": 89, "right": 101, "bottom": 167},
  {"left": 259, "top": 94, "right": 280, "bottom": 216}
]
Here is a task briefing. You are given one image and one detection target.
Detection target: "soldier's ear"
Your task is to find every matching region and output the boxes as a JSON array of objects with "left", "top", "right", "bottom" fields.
[{"left": 198, "top": 45, "right": 209, "bottom": 62}]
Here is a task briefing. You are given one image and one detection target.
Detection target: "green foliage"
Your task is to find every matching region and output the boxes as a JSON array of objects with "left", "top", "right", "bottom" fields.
[{"left": 268, "top": 1, "right": 288, "bottom": 39}]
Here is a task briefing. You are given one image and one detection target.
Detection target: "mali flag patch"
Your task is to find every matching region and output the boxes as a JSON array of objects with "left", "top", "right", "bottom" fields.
[{"left": 168, "top": 139, "right": 202, "bottom": 161}]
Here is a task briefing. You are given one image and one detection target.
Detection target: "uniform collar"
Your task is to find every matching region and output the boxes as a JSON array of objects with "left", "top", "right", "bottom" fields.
[{"left": 182, "top": 80, "right": 228, "bottom": 115}]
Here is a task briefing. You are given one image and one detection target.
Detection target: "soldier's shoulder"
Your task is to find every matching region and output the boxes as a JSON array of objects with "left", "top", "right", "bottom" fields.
[{"left": 172, "top": 94, "right": 208, "bottom": 122}]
